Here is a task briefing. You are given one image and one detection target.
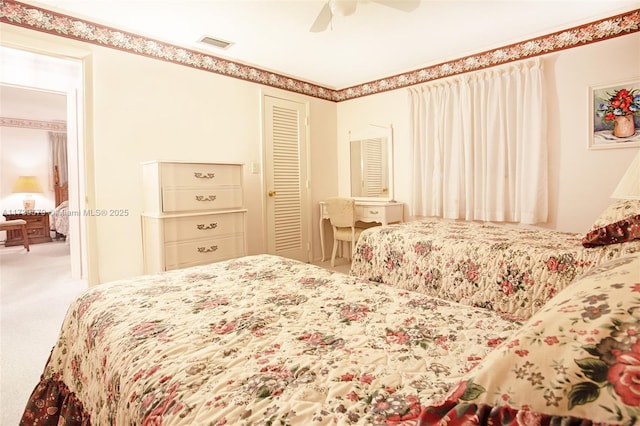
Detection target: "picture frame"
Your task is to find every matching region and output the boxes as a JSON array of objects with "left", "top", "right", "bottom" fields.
[{"left": 588, "top": 78, "right": 640, "bottom": 150}]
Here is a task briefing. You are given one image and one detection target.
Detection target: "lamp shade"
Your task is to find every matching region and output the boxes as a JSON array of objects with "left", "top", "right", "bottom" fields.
[
  {"left": 611, "top": 151, "right": 640, "bottom": 200},
  {"left": 12, "top": 175, "right": 43, "bottom": 194}
]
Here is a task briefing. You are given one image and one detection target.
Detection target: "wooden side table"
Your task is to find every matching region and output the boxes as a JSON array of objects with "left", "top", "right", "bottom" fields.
[{"left": 3, "top": 211, "right": 52, "bottom": 246}]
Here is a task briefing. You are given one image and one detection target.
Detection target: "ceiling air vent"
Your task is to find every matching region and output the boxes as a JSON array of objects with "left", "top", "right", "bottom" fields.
[{"left": 199, "top": 36, "right": 233, "bottom": 50}]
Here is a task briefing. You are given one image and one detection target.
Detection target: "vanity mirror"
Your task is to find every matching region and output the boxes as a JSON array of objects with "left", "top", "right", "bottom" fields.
[{"left": 349, "top": 125, "right": 394, "bottom": 201}]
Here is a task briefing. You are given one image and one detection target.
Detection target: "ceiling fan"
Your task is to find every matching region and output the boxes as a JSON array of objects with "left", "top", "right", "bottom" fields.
[{"left": 310, "top": 0, "right": 420, "bottom": 33}]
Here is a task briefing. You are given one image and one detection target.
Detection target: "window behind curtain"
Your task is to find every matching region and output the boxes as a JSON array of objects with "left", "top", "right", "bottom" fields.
[{"left": 408, "top": 58, "right": 547, "bottom": 224}]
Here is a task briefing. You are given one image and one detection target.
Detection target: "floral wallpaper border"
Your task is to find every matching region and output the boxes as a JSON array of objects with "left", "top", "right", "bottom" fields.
[
  {"left": 0, "top": 116, "right": 66, "bottom": 131},
  {"left": 1, "top": 0, "right": 638, "bottom": 102}
]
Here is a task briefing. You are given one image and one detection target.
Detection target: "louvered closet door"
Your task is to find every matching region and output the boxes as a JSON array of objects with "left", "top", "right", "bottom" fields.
[
  {"left": 263, "top": 95, "right": 311, "bottom": 262},
  {"left": 363, "top": 138, "right": 383, "bottom": 196}
]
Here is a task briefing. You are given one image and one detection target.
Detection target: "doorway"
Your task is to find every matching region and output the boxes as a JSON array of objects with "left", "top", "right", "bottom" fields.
[{"left": 0, "top": 46, "right": 87, "bottom": 281}]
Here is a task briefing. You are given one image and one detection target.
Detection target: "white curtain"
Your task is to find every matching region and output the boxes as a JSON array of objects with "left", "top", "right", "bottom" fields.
[
  {"left": 49, "top": 132, "right": 68, "bottom": 186},
  {"left": 409, "top": 58, "right": 547, "bottom": 224}
]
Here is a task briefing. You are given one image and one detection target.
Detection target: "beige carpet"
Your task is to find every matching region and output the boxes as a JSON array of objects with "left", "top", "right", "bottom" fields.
[
  {"left": 0, "top": 241, "right": 86, "bottom": 426},
  {"left": 0, "top": 242, "right": 352, "bottom": 424}
]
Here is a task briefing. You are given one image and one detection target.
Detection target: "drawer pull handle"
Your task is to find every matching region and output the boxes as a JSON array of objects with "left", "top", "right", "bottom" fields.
[
  {"left": 197, "top": 245, "right": 218, "bottom": 253},
  {"left": 197, "top": 223, "right": 218, "bottom": 230},
  {"left": 194, "top": 172, "right": 215, "bottom": 179},
  {"left": 195, "top": 195, "right": 217, "bottom": 202},
  {"left": 369, "top": 210, "right": 379, "bottom": 214}
]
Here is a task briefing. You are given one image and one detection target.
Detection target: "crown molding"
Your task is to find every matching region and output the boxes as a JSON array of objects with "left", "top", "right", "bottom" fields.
[
  {"left": 1, "top": 1, "right": 638, "bottom": 102},
  {"left": 0, "top": 116, "right": 67, "bottom": 131}
]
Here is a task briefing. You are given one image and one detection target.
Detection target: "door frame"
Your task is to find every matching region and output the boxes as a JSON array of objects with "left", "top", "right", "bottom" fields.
[
  {"left": 260, "top": 90, "right": 312, "bottom": 262},
  {"left": 0, "top": 41, "right": 98, "bottom": 285}
]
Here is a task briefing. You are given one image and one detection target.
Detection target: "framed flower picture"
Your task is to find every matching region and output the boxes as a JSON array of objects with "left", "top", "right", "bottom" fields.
[{"left": 588, "top": 78, "right": 640, "bottom": 149}]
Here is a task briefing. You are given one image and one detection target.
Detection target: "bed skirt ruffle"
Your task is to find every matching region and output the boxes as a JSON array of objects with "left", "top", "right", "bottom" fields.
[
  {"left": 20, "top": 376, "right": 90, "bottom": 426},
  {"left": 417, "top": 400, "right": 619, "bottom": 426}
]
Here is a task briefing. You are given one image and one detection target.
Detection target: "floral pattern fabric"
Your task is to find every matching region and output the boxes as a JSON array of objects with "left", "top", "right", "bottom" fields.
[
  {"left": 417, "top": 254, "right": 640, "bottom": 425},
  {"left": 582, "top": 199, "right": 640, "bottom": 247},
  {"left": 351, "top": 219, "right": 640, "bottom": 321},
  {"left": 50, "top": 200, "right": 70, "bottom": 237},
  {"left": 20, "top": 254, "right": 520, "bottom": 426}
]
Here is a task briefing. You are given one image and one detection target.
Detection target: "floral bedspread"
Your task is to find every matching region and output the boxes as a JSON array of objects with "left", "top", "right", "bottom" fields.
[
  {"left": 50, "top": 200, "right": 69, "bottom": 236},
  {"left": 20, "top": 254, "right": 520, "bottom": 426},
  {"left": 418, "top": 254, "right": 640, "bottom": 425},
  {"left": 351, "top": 219, "right": 640, "bottom": 321}
]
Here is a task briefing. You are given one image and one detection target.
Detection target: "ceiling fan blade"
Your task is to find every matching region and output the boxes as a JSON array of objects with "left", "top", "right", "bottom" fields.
[
  {"left": 370, "top": 0, "right": 420, "bottom": 13},
  {"left": 310, "top": 2, "right": 333, "bottom": 32}
]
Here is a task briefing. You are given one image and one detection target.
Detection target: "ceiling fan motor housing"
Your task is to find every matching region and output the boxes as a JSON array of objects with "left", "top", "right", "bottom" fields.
[{"left": 330, "top": 0, "right": 358, "bottom": 16}]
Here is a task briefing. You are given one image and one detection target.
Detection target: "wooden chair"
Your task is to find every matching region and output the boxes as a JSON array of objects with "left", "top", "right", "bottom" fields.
[
  {"left": 324, "top": 197, "right": 365, "bottom": 267},
  {"left": 0, "top": 219, "right": 30, "bottom": 252}
]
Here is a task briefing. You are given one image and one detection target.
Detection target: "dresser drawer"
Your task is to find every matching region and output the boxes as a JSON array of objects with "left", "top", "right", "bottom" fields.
[
  {"left": 162, "top": 187, "right": 243, "bottom": 212},
  {"left": 161, "top": 163, "right": 241, "bottom": 188},
  {"left": 142, "top": 161, "right": 246, "bottom": 273},
  {"left": 164, "top": 235, "right": 245, "bottom": 270},
  {"left": 163, "top": 212, "right": 244, "bottom": 243},
  {"left": 355, "top": 205, "right": 385, "bottom": 222}
]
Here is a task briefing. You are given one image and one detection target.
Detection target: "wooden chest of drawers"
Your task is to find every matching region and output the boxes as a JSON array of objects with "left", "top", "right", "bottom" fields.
[
  {"left": 3, "top": 211, "right": 52, "bottom": 246},
  {"left": 141, "top": 161, "right": 247, "bottom": 273}
]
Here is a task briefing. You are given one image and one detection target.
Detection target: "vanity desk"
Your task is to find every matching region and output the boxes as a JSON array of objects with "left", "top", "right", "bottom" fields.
[
  {"left": 319, "top": 200, "right": 403, "bottom": 261},
  {"left": 320, "top": 124, "right": 400, "bottom": 262}
]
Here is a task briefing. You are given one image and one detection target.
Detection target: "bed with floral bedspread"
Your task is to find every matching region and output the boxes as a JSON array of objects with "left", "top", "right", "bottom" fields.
[
  {"left": 417, "top": 254, "right": 640, "bottom": 425},
  {"left": 351, "top": 215, "right": 640, "bottom": 322},
  {"left": 50, "top": 200, "right": 69, "bottom": 240},
  {"left": 20, "top": 254, "right": 521, "bottom": 425}
]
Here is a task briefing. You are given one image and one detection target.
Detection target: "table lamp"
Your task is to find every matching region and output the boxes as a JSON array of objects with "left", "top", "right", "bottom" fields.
[
  {"left": 611, "top": 151, "right": 640, "bottom": 200},
  {"left": 12, "top": 175, "right": 43, "bottom": 211}
]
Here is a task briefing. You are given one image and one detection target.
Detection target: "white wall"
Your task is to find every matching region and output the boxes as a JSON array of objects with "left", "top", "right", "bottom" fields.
[
  {"left": 338, "top": 32, "right": 640, "bottom": 234},
  {"left": 1, "top": 24, "right": 338, "bottom": 284},
  {"left": 546, "top": 33, "right": 640, "bottom": 232},
  {"left": 0, "top": 127, "right": 56, "bottom": 214}
]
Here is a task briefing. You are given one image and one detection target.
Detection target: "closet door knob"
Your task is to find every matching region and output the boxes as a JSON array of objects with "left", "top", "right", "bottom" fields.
[{"left": 268, "top": 190, "right": 277, "bottom": 197}]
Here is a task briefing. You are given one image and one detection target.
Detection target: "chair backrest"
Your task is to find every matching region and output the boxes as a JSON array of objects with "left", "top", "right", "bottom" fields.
[{"left": 325, "top": 197, "right": 356, "bottom": 228}]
